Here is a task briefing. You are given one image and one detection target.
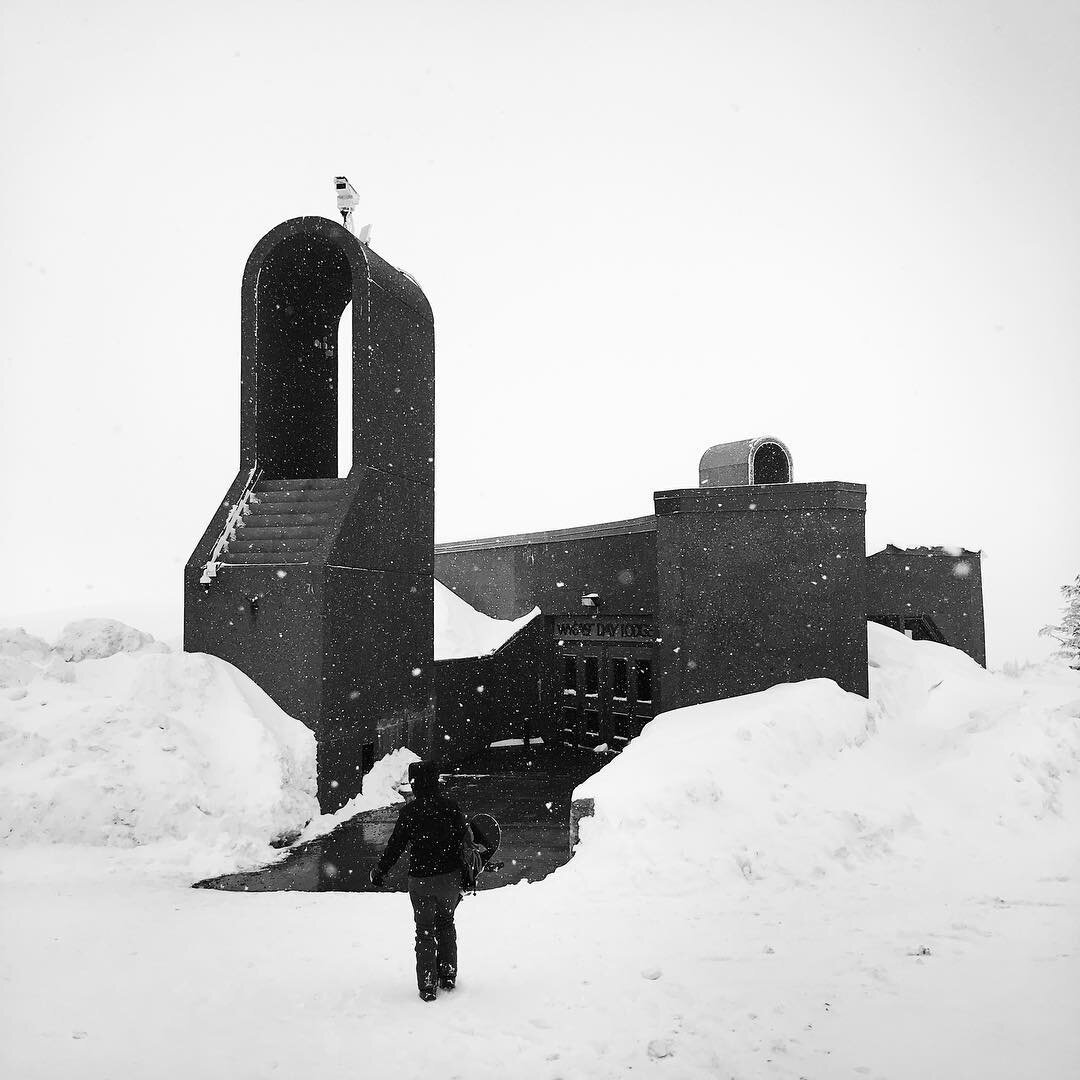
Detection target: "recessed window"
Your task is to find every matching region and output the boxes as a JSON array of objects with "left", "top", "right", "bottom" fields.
[
  {"left": 562, "top": 656, "right": 577, "bottom": 692},
  {"left": 584, "top": 711, "right": 600, "bottom": 739},
  {"left": 635, "top": 660, "right": 652, "bottom": 703},
  {"left": 612, "top": 657, "right": 629, "bottom": 698},
  {"left": 584, "top": 656, "right": 599, "bottom": 695}
]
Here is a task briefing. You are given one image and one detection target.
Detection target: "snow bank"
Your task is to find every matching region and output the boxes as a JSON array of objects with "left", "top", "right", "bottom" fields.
[
  {"left": 0, "top": 621, "right": 319, "bottom": 875},
  {"left": 296, "top": 746, "right": 419, "bottom": 842},
  {"left": 54, "top": 617, "right": 168, "bottom": 662},
  {"left": 435, "top": 580, "right": 539, "bottom": 660},
  {"left": 572, "top": 623, "right": 1080, "bottom": 890}
]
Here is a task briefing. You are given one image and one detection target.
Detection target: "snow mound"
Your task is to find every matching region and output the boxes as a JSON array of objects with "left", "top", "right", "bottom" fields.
[
  {"left": 296, "top": 746, "right": 419, "bottom": 843},
  {"left": 0, "top": 626, "right": 52, "bottom": 662},
  {"left": 0, "top": 628, "right": 318, "bottom": 871},
  {"left": 435, "top": 579, "right": 539, "bottom": 660},
  {"left": 54, "top": 617, "right": 168, "bottom": 662},
  {"left": 571, "top": 623, "right": 1080, "bottom": 890}
]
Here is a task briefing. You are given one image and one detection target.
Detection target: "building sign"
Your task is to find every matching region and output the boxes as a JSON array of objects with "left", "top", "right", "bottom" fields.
[{"left": 554, "top": 616, "right": 656, "bottom": 643}]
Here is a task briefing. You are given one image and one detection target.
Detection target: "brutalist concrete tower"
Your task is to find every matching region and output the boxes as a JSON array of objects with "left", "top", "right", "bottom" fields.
[{"left": 184, "top": 216, "right": 434, "bottom": 810}]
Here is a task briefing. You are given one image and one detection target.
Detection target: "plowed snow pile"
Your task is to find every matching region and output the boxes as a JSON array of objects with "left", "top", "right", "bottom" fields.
[
  {"left": 0, "top": 619, "right": 318, "bottom": 875},
  {"left": 570, "top": 624, "right": 1080, "bottom": 893}
]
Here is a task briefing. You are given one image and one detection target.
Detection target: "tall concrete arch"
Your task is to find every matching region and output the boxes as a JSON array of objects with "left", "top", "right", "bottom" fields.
[{"left": 185, "top": 217, "right": 434, "bottom": 810}]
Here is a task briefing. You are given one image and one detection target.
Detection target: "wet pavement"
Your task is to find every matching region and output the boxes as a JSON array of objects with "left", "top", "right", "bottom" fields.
[{"left": 195, "top": 745, "right": 604, "bottom": 894}]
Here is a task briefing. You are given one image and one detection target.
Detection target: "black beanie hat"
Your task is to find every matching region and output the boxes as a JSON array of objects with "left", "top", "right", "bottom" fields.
[{"left": 408, "top": 760, "right": 440, "bottom": 794}]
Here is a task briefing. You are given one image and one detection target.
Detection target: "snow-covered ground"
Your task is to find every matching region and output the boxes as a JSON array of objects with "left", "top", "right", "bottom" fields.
[{"left": 2, "top": 622, "right": 1078, "bottom": 1078}]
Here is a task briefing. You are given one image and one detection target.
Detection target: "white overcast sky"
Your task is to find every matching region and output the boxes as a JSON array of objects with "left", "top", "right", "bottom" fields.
[{"left": 1, "top": 0, "right": 1077, "bottom": 664}]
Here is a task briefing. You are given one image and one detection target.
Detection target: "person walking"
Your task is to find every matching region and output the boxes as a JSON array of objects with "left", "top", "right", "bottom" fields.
[{"left": 369, "top": 760, "right": 472, "bottom": 1002}]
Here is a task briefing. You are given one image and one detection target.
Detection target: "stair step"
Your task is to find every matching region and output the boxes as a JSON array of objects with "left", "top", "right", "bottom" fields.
[
  {"left": 219, "top": 552, "right": 313, "bottom": 565},
  {"left": 256, "top": 478, "right": 345, "bottom": 492},
  {"left": 254, "top": 477, "right": 343, "bottom": 494},
  {"left": 234, "top": 526, "right": 324, "bottom": 541},
  {"left": 241, "top": 512, "right": 333, "bottom": 529},
  {"left": 227, "top": 538, "right": 319, "bottom": 554},
  {"left": 249, "top": 495, "right": 341, "bottom": 514}
]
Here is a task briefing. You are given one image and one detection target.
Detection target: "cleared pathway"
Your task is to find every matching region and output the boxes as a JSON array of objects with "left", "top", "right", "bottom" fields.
[{"left": 197, "top": 745, "right": 603, "bottom": 894}]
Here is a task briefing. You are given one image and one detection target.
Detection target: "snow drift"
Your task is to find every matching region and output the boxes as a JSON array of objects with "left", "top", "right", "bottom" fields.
[
  {"left": 572, "top": 623, "right": 1080, "bottom": 890},
  {"left": 0, "top": 620, "right": 318, "bottom": 867}
]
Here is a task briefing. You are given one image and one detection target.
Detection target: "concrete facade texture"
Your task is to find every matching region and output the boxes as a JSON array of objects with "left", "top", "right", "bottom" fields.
[
  {"left": 654, "top": 482, "right": 869, "bottom": 708},
  {"left": 435, "top": 479, "right": 873, "bottom": 748},
  {"left": 866, "top": 546, "right": 986, "bottom": 667},
  {"left": 435, "top": 521, "right": 658, "bottom": 622}
]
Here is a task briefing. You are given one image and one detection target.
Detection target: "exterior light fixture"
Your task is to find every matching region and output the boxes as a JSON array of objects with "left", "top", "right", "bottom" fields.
[{"left": 581, "top": 593, "right": 600, "bottom": 609}]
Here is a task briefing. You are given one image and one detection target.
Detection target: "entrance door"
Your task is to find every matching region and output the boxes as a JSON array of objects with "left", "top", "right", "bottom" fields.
[
  {"left": 558, "top": 643, "right": 656, "bottom": 753},
  {"left": 605, "top": 650, "right": 655, "bottom": 751}
]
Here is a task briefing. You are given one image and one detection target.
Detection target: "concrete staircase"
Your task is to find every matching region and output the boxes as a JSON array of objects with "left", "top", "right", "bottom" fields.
[{"left": 221, "top": 478, "right": 345, "bottom": 566}]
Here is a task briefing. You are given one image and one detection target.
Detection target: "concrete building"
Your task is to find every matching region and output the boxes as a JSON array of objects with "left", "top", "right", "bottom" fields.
[
  {"left": 433, "top": 439, "right": 987, "bottom": 763},
  {"left": 185, "top": 215, "right": 987, "bottom": 808}
]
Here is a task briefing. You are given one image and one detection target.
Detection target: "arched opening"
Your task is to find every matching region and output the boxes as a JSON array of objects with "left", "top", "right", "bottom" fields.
[
  {"left": 337, "top": 301, "right": 353, "bottom": 477},
  {"left": 751, "top": 442, "right": 790, "bottom": 485},
  {"left": 253, "top": 234, "right": 352, "bottom": 479}
]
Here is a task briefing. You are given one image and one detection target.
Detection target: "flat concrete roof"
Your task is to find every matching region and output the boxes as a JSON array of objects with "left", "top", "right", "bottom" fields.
[{"left": 435, "top": 515, "right": 657, "bottom": 554}]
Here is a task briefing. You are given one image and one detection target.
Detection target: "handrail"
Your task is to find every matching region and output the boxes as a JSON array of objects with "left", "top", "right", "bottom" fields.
[{"left": 200, "top": 465, "right": 261, "bottom": 584}]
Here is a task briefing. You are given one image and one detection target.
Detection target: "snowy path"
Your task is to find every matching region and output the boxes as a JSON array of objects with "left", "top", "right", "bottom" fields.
[{"left": 2, "top": 849, "right": 1077, "bottom": 1079}]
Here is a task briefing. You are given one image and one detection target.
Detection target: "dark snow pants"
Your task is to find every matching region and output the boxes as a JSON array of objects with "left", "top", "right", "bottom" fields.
[{"left": 408, "top": 871, "right": 461, "bottom": 992}]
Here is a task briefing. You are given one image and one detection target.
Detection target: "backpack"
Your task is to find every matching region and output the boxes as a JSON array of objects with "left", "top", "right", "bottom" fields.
[
  {"left": 460, "top": 814, "right": 501, "bottom": 896},
  {"left": 461, "top": 841, "right": 484, "bottom": 895}
]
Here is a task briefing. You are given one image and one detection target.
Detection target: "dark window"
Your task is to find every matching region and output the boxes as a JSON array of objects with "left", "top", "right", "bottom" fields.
[
  {"left": 563, "top": 656, "right": 577, "bottom": 692},
  {"left": 361, "top": 743, "right": 375, "bottom": 774},
  {"left": 612, "top": 657, "right": 629, "bottom": 698},
  {"left": 635, "top": 660, "right": 652, "bottom": 702},
  {"left": 584, "top": 710, "right": 600, "bottom": 739},
  {"left": 561, "top": 707, "right": 578, "bottom": 737},
  {"left": 584, "top": 656, "right": 599, "bottom": 695},
  {"left": 903, "top": 616, "right": 946, "bottom": 644}
]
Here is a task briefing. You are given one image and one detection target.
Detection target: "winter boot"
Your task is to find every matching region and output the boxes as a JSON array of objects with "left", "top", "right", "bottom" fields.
[{"left": 419, "top": 987, "right": 437, "bottom": 1002}]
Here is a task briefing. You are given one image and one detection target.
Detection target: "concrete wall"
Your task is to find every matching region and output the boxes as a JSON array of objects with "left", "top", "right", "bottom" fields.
[
  {"left": 436, "top": 518, "right": 658, "bottom": 621},
  {"left": 654, "top": 482, "right": 869, "bottom": 710},
  {"left": 866, "top": 546, "right": 986, "bottom": 666},
  {"left": 184, "top": 562, "right": 325, "bottom": 729},
  {"left": 434, "top": 615, "right": 555, "bottom": 761}
]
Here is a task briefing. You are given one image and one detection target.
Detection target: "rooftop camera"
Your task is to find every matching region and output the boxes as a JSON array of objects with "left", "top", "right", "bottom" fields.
[
  {"left": 334, "top": 176, "right": 359, "bottom": 212},
  {"left": 334, "top": 176, "right": 360, "bottom": 233}
]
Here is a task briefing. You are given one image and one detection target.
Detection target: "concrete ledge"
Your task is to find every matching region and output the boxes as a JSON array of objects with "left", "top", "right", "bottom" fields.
[
  {"left": 436, "top": 516, "right": 656, "bottom": 554},
  {"left": 654, "top": 480, "right": 866, "bottom": 515}
]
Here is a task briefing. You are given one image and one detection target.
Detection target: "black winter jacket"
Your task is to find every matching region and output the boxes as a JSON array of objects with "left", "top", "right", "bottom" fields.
[{"left": 377, "top": 792, "right": 471, "bottom": 879}]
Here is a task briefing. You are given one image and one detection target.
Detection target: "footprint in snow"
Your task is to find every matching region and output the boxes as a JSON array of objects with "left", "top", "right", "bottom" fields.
[{"left": 647, "top": 1038, "right": 674, "bottom": 1059}]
